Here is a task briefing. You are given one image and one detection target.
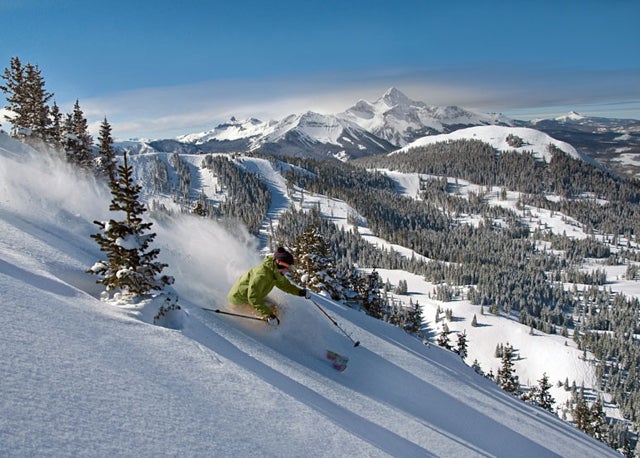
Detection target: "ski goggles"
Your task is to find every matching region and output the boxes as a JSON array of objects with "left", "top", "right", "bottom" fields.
[{"left": 277, "top": 263, "right": 295, "bottom": 273}]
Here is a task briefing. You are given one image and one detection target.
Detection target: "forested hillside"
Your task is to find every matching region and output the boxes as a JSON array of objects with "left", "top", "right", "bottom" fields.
[
  {"left": 144, "top": 141, "right": 640, "bottom": 451},
  {"left": 248, "top": 142, "right": 639, "bottom": 451}
]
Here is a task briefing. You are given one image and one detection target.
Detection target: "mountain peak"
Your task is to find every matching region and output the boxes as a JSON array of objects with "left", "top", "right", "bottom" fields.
[
  {"left": 555, "top": 111, "right": 585, "bottom": 122},
  {"left": 381, "top": 87, "right": 412, "bottom": 106}
]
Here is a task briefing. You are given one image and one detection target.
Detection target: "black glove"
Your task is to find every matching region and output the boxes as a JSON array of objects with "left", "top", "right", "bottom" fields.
[{"left": 298, "top": 288, "right": 311, "bottom": 299}]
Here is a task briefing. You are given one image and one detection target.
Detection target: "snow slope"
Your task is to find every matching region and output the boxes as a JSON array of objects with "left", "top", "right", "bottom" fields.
[
  {"left": 0, "top": 133, "right": 618, "bottom": 457},
  {"left": 397, "top": 125, "right": 590, "bottom": 163}
]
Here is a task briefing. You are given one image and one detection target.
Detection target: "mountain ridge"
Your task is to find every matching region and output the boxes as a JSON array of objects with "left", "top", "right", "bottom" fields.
[
  {"left": 339, "top": 87, "right": 514, "bottom": 147},
  {"left": 116, "top": 87, "right": 639, "bottom": 176}
]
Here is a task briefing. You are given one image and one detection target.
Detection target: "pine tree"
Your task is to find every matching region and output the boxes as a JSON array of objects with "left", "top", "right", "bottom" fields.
[
  {"left": 572, "top": 389, "right": 591, "bottom": 433},
  {"left": 23, "top": 62, "right": 53, "bottom": 143},
  {"left": 291, "top": 224, "right": 341, "bottom": 298},
  {"left": 437, "top": 324, "right": 452, "bottom": 350},
  {"left": 0, "top": 56, "right": 53, "bottom": 145},
  {"left": 357, "top": 269, "right": 385, "bottom": 318},
  {"left": 95, "top": 117, "right": 117, "bottom": 181},
  {"left": 497, "top": 343, "right": 519, "bottom": 393},
  {"left": 404, "top": 299, "right": 423, "bottom": 334},
  {"left": 456, "top": 330, "right": 468, "bottom": 359},
  {"left": 589, "top": 396, "right": 608, "bottom": 442},
  {"left": 535, "top": 372, "right": 555, "bottom": 412},
  {"left": 48, "top": 101, "right": 64, "bottom": 150},
  {"left": 64, "top": 100, "right": 93, "bottom": 170},
  {"left": 89, "top": 152, "right": 174, "bottom": 296},
  {"left": 0, "top": 57, "right": 24, "bottom": 127},
  {"left": 396, "top": 279, "right": 408, "bottom": 295}
]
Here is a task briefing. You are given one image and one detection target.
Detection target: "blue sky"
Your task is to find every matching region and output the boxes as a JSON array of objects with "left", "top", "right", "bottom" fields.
[{"left": 1, "top": 0, "right": 639, "bottom": 139}]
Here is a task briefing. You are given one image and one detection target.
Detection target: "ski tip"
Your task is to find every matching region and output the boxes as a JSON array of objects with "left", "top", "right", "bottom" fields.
[{"left": 326, "top": 350, "right": 349, "bottom": 371}]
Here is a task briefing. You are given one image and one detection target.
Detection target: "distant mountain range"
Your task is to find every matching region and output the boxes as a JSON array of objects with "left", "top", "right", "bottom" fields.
[
  {"left": 117, "top": 88, "right": 640, "bottom": 176},
  {"left": 527, "top": 111, "right": 640, "bottom": 177}
]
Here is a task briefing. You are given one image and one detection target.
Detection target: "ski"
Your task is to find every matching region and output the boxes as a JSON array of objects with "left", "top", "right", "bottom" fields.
[{"left": 326, "top": 350, "right": 349, "bottom": 372}]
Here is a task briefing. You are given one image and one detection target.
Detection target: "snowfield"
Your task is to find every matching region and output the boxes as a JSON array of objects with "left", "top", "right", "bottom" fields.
[
  {"left": 0, "top": 132, "right": 620, "bottom": 456},
  {"left": 396, "top": 125, "right": 588, "bottom": 163}
]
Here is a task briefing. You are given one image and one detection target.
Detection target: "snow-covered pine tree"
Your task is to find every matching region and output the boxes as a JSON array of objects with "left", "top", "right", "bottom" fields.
[
  {"left": 395, "top": 279, "right": 408, "bottom": 295},
  {"left": 95, "top": 117, "right": 117, "bottom": 182},
  {"left": 0, "top": 57, "right": 25, "bottom": 131},
  {"left": 496, "top": 343, "right": 519, "bottom": 393},
  {"left": 436, "top": 324, "right": 452, "bottom": 350},
  {"left": 522, "top": 372, "right": 555, "bottom": 412},
  {"left": 404, "top": 299, "right": 423, "bottom": 334},
  {"left": 456, "top": 330, "right": 468, "bottom": 359},
  {"left": 291, "top": 224, "right": 342, "bottom": 299},
  {"left": 63, "top": 100, "right": 93, "bottom": 170},
  {"left": 357, "top": 269, "right": 385, "bottom": 318},
  {"left": 535, "top": 372, "right": 555, "bottom": 412},
  {"left": 588, "top": 396, "right": 609, "bottom": 443},
  {"left": 571, "top": 389, "right": 591, "bottom": 433},
  {"left": 89, "top": 152, "right": 174, "bottom": 296}
]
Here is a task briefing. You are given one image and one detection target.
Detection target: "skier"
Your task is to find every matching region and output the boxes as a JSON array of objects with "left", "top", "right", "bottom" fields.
[{"left": 227, "top": 247, "right": 310, "bottom": 325}]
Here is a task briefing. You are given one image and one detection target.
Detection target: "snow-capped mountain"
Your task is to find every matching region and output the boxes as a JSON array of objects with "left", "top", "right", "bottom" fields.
[
  {"left": 176, "top": 116, "right": 270, "bottom": 144},
  {"left": 117, "top": 87, "right": 515, "bottom": 161},
  {"left": 552, "top": 111, "right": 588, "bottom": 123},
  {"left": 250, "top": 111, "right": 396, "bottom": 160},
  {"left": 339, "top": 87, "right": 513, "bottom": 147},
  {"left": 533, "top": 110, "right": 640, "bottom": 129},
  {"left": 159, "top": 111, "right": 396, "bottom": 161},
  {"left": 113, "top": 88, "right": 638, "bottom": 178}
]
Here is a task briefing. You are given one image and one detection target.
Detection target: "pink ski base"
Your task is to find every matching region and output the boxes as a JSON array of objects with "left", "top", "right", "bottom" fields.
[{"left": 326, "top": 350, "right": 348, "bottom": 372}]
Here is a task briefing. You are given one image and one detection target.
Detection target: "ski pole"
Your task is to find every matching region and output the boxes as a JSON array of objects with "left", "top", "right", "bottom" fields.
[
  {"left": 214, "top": 309, "right": 267, "bottom": 322},
  {"left": 309, "top": 298, "right": 360, "bottom": 347}
]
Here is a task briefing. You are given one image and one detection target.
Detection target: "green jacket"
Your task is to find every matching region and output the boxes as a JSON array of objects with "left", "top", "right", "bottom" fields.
[{"left": 227, "top": 255, "right": 302, "bottom": 317}]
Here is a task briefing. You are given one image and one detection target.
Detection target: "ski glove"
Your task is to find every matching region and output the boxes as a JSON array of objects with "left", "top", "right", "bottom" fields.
[
  {"left": 299, "top": 288, "right": 311, "bottom": 299},
  {"left": 267, "top": 314, "right": 280, "bottom": 326}
]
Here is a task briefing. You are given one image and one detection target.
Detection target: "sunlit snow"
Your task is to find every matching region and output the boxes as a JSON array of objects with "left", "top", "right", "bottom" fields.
[{"left": 0, "top": 132, "right": 619, "bottom": 456}]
